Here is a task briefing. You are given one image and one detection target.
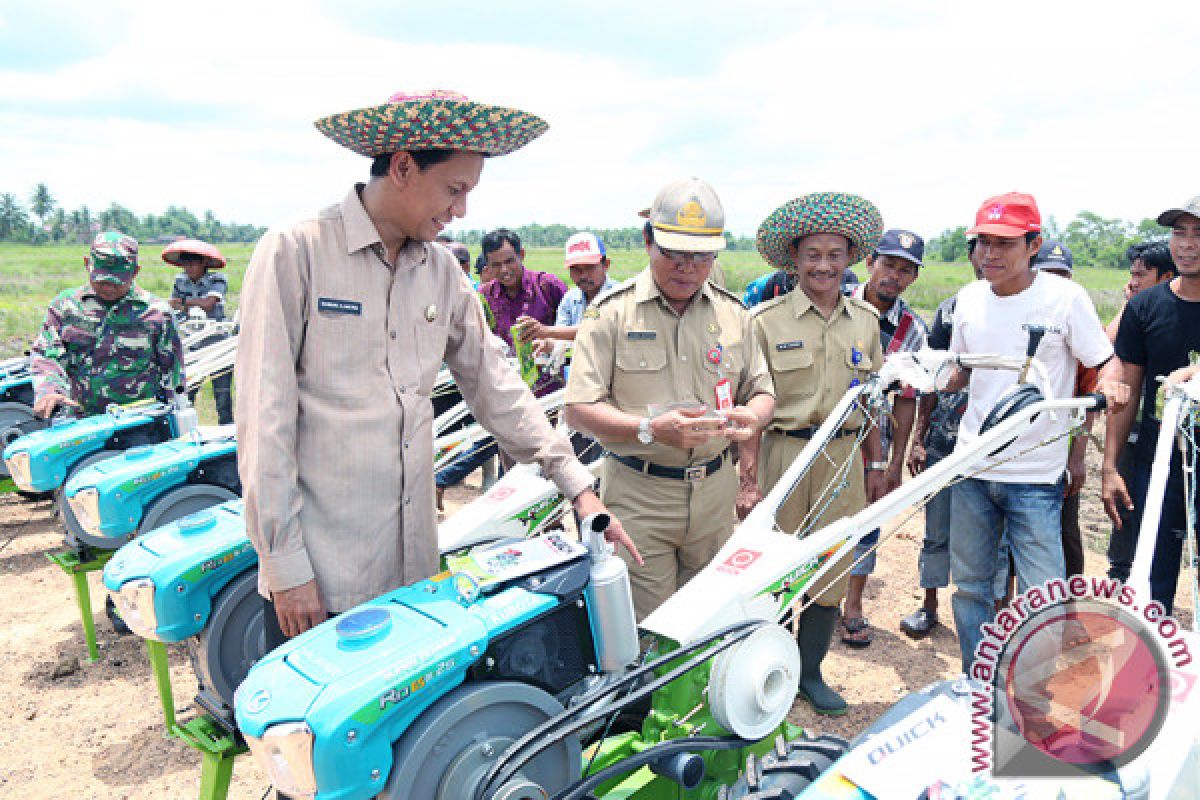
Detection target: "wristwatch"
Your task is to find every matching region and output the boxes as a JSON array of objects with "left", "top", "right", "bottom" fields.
[
  {"left": 865, "top": 460, "right": 889, "bottom": 471},
  {"left": 636, "top": 417, "right": 655, "bottom": 445}
]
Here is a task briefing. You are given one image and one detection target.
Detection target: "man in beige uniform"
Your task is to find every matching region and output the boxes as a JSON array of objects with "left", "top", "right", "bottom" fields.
[
  {"left": 738, "top": 192, "right": 887, "bottom": 716},
  {"left": 236, "top": 90, "right": 635, "bottom": 645},
  {"left": 567, "top": 178, "right": 775, "bottom": 620}
]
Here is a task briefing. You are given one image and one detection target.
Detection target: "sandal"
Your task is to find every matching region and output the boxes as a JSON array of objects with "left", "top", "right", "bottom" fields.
[{"left": 840, "top": 616, "right": 873, "bottom": 648}]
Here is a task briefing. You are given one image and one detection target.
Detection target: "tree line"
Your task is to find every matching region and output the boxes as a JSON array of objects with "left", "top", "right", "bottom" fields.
[
  {"left": 0, "top": 184, "right": 266, "bottom": 245},
  {"left": 926, "top": 212, "right": 1170, "bottom": 269},
  {"left": 454, "top": 223, "right": 759, "bottom": 251}
]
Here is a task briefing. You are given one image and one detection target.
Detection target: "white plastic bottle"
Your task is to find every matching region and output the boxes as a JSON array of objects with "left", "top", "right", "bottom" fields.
[{"left": 171, "top": 389, "right": 199, "bottom": 437}]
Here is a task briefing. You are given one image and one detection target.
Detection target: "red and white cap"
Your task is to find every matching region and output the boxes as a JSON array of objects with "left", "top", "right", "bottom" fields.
[
  {"left": 967, "top": 192, "right": 1041, "bottom": 237},
  {"left": 564, "top": 232, "right": 607, "bottom": 266}
]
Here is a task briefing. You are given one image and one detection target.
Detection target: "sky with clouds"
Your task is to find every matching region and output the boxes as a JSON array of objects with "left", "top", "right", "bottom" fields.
[{"left": 1, "top": 0, "right": 1197, "bottom": 239}]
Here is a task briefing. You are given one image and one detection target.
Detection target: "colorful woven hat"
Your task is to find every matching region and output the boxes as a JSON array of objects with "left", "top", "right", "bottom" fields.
[
  {"left": 314, "top": 90, "right": 548, "bottom": 158},
  {"left": 756, "top": 192, "right": 883, "bottom": 268},
  {"left": 162, "top": 239, "right": 226, "bottom": 270}
]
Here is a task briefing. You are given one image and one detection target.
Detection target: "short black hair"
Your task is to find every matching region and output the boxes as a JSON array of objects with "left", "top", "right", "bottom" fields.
[
  {"left": 1125, "top": 242, "right": 1148, "bottom": 265},
  {"left": 967, "top": 237, "right": 978, "bottom": 256},
  {"left": 369, "top": 149, "right": 456, "bottom": 178},
  {"left": 1025, "top": 231, "right": 1040, "bottom": 245},
  {"left": 1140, "top": 241, "right": 1177, "bottom": 278},
  {"left": 474, "top": 253, "right": 488, "bottom": 275},
  {"left": 643, "top": 220, "right": 656, "bottom": 246},
  {"left": 481, "top": 229, "right": 522, "bottom": 259}
]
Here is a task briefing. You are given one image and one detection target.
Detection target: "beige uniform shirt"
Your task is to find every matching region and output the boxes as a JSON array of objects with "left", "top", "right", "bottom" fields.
[
  {"left": 751, "top": 290, "right": 882, "bottom": 431},
  {"left": 566, "top": 268, "right": 773, "bottom": 467},
  {"left": 235, "top": 186, "right": 593, "bottom": 612}
]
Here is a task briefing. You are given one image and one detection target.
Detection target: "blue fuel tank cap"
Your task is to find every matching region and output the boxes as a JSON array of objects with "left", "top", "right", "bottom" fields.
[
  {"left": 177, "top": 509, "right": 217, "bottom": 535},
  {"left": 336, "top": 608, "right": 392, "bottom": 644}
]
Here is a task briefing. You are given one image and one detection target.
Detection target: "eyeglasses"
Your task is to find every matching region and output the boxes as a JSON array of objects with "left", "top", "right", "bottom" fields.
[{"left": 656, "top": 244, "right": 717, "bottom": 267}]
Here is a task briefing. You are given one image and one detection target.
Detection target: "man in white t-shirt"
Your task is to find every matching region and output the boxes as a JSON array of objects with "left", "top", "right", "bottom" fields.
[{"left": 947, "top": 192, "right": 1118, "bottom": 670}]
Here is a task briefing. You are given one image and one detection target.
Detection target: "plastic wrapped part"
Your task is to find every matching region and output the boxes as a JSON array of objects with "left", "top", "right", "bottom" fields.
[
  {"left": 581, "top": 513, "right": 639, "bottom": 673},
  {"left": 709, "top": 624, "right": 800, "bottom": 740},
  {"left": 171, "top": 392, "right": 199, "bottom": 437}
]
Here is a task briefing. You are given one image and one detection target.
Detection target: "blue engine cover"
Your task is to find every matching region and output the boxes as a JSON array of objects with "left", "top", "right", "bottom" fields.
[
  {"left": 2, "top": 403, "right": 173, "bottom": 492},
  {"left": 63, "top": 434, "right": 238, "bottom": 539},
  {"left": 102, "top": 500, "right": 254, "bottom": 642},
  {"left": 236, "top": 566, "right": 575, "bottom": 800}
]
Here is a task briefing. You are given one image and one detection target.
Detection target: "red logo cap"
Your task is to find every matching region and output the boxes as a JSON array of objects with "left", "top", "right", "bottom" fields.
[{"left": 967, "top": 192, "right": 1042, "bottom": 237}]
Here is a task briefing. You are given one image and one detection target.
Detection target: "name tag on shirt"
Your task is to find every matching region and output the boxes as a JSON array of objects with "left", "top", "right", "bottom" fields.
[
  {"left": 776, "top": 340, "right": 804, "bottom": 351},
  {"left": 318, "top": 297, "right": 362, "bottom": 316},
  {"left": 626, "top": 330, "right": 657, "bottom": 341}
]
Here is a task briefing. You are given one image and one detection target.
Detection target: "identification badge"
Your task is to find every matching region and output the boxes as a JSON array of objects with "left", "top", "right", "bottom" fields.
[
  {"left": 626, "top": 330, "right": 657, "bottom": 341},
  {"left": 318, "top": 297, "right": 362, "bottom": 316},
  {"left": 776, "top": 340, "right": 804, "bottom": 351},
  {"left": 850, "top": 346, "right": 863, "bottom": 366},
  {"left": 714, "top": 378, "right": 733, "bottom": 411}
]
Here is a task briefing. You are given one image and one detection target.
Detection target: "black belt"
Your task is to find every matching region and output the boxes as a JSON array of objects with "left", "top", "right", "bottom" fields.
[
  {"left": 610, "top": 450, "right": 728, "bottom": 482},
  {"left": 770, "top": 426, "right": 861, "bottom": 440}
]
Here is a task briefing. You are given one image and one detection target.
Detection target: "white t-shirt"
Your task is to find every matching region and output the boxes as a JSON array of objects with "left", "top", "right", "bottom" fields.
[{"left": 950, "top": 271, "right": 1113, "bottom": 484}]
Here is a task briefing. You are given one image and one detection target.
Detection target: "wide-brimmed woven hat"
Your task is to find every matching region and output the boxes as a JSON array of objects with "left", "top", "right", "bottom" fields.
[
  {"left": 162, "top": 239, "right": 226, "bottom": 270},
  {"left": 756, "top": 192, "right": 883, "bottom": 268},
  {"left": 314, "top": 90, "right": 548, "bottom": 158}
]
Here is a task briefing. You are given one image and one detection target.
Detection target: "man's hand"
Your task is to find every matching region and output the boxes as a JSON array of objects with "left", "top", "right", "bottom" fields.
[
  {"left": 649, "top": 407, "right": 726, "bottom": 449},
  {"left": 1101, "top": 465, "right": 1134, "bottom": 529},
  {"left": 721, "top": 406, "right": 762, "bottom": 443},
  {"left": 865, "top": 469, "right": 887, "bottom": 504},
  {"left": 1094, "top": 378, "right": 1131, "bottom": 414},
  {"left": 169, "top": 297, "right": 184, "bottom": 311},
  {"left": 1065, "top": 451, "right": 1087, "bottom": 497},
  {"left": 907, "top": 441, "right": 927, "bottom": 476},
  {"left": 32, "top": 393, "right": 77, "bottom": 419},
  {"left": 272, "top": 580, "right": 328, "bottom": 639},
  {"left": 885, "top": 461, "right": 904, "bottom": 494},
  {"left": 572, "top": 489, "right": 642, "bottom": 565},
  {"left": 514, "top": 315, "right": 547, "bottom": 343},
  {"left": 532, "top": 339, "right": 554, "bottom": 358},
  {"left": 736, "top": 479, "right": 763, "bottom": 521}
]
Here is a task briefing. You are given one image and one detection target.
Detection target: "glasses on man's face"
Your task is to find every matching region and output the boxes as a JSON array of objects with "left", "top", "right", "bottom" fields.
[{"left": 656, "top": 244, "right": 717, "bottom": 267}]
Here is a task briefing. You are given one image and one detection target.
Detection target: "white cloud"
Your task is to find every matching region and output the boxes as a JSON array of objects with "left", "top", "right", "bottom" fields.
[{"left": 1, "top": 0, "right": 1198, "bottom": 240}]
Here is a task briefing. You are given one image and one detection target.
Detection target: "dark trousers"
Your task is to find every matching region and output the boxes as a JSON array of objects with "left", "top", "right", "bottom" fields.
[
  {"left": 187, "top": 372, "right": 234, "bottom": 425},
  {"left": 1060, "top": 491, "right": 1085, "bottom": 577},
  {"left": 1107, "top": 447, "right": 1198, "bottom": 613},
  {"left": 1106, "top": 446, "right": 1147, "bottom": 583}
]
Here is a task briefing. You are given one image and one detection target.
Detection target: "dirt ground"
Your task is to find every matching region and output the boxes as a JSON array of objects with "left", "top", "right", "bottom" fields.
[{"left": 0, "top": 444, "right": 1193, "bottom": 799}]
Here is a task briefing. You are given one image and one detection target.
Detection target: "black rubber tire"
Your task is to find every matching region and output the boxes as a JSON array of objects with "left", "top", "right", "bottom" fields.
[
  {"left": 190, "top": 567, "right": 265, "bottom": 716},
  {"left": 718, "top": 733, "right": 849, "bottom": 799}
]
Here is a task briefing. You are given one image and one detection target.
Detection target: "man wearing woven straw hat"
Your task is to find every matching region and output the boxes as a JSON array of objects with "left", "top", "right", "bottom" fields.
[
  {"left": 566, "top": 177, "right": 775, "bottom": 620},
  {"left": 235, "top": 90, "right": 637, "bottom": 646},
  {"left": 737, "top": 192, "right": 887, "bottom": 716},
  {"left": 165, "top": 238, "right": 233, "bottom": 424}
]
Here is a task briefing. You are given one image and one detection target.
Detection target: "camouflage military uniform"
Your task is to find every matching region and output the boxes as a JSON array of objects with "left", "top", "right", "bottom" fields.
[{"left": 30, "top": 285, "right": 185, "bottom": 416}]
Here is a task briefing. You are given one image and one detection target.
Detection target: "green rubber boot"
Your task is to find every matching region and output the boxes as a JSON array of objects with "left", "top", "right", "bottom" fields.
[{"left": 796, "top": 604, "right": 848, "bottom": 716}]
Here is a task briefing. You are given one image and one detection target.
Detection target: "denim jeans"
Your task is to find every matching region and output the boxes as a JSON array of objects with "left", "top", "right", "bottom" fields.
[
  {"left": 850, "top": 528, "right": 879, "bottom": 576},
  {"left": 950, "top": 477, "right": 1064, "bottom": 670},
  {"left": 435, "top": 439, "right": 498, "bottom": 490}
]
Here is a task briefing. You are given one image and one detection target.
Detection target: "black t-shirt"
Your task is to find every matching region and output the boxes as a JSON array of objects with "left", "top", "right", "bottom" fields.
[{"left": 1113, "top": 282, "right": 1200, "bottom": 458}]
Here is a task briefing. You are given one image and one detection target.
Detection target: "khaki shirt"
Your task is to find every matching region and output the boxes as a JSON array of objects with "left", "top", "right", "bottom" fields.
[
  {"left": 751, "top": 290, "right": 882, "bottom": 430},
  {"left": 235, "top": 186, "right": 593, "bottom": 612},
  {"left": 566, "top": 268, "right": 773, "bottom": 467}
]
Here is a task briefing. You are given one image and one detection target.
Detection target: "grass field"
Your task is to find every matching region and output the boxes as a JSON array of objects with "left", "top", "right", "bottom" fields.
[{"left": 0, "top": 242, "right": 1128, "bottom": 358}]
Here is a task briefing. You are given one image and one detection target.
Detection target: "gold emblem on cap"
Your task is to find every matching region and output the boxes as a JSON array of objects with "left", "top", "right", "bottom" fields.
[
  {"left": 898, "top": 233, "right": 914, "bottom": 249},
  {"left": 425, "top": 304, "right": 438, "bottom": 322},
  {"left": 707, "top": 323, "right": 719, "bottom": 334},
  {"left": 676, "top": 200, "right": 707, "bottom": 230},
  {"left": 1052, "top": 245, "right": 1063, "bottom": 256}
]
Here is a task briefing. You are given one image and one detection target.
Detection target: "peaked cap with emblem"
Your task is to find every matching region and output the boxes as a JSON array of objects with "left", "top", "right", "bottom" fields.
[
  {"left": 314, "top": 90, "right": 548, "bottom": 158},
  {"left": 756, "top": 192, "right": 883, "bottom": 269}
]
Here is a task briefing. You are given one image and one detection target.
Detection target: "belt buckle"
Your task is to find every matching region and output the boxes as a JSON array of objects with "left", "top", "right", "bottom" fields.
[{"left": 685, "top": 465, "right": 706, "bottom": 482}]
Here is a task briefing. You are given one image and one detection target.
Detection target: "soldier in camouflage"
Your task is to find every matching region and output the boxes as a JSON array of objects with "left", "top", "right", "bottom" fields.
[{"left": 30, "top": 231, "right": 185, "bottom": 418}]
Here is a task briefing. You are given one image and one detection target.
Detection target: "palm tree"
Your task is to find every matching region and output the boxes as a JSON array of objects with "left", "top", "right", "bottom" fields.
[
  {"left": 29, "top": 183, "right": 55, "bottom": 230},
  {"left": 0, "top": 193, "right": 30, "bottom": 240}
]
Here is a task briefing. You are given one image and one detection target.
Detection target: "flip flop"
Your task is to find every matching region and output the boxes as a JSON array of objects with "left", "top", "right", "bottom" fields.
[{"left": 840, "top": 616, "right": 873, "bottom": 648}]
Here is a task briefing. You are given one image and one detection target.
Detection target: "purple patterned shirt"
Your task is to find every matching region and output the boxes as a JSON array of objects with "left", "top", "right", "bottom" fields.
[{"left": 480, "top": 269, "right": 568, "bottom": 348}]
